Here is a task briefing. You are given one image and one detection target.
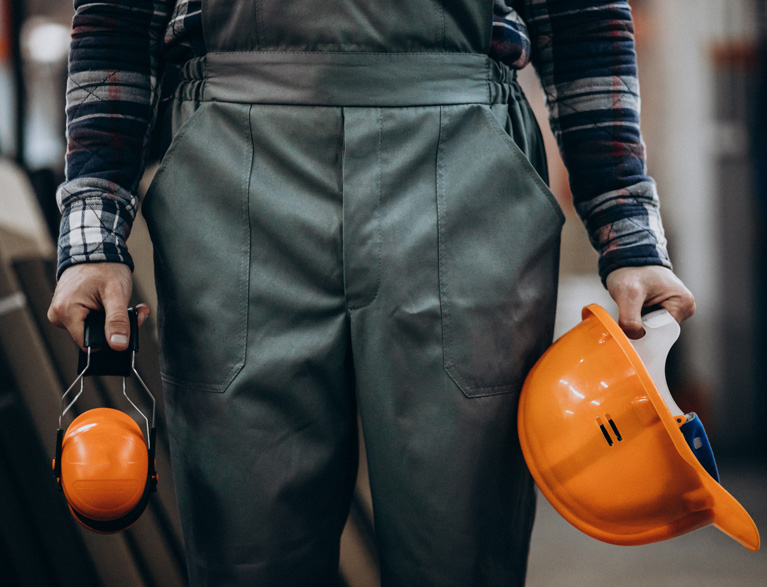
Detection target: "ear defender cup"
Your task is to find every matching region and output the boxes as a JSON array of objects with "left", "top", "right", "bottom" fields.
[{"left": 53, "top": 408, "right": 157, "bottom": 534}]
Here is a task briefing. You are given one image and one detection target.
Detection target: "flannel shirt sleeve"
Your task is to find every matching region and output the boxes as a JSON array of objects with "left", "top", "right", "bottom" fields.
[
  {"left": 520, "top": 0, "right": 672, "bottom": 282},
  {"left": 56, "top": 0, "right": 170, "bottom": 278}
]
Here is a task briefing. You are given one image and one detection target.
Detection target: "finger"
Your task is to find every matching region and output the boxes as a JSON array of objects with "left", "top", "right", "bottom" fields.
[
  {"left": 658, "top": 292, "right": 696, "bottom": 325},
  {"left": 59, "top": 305, "right": 91, "bottom": 350},
  {"left": 617, "top": 305, "right": 645, "bottom": 339},
  {"left": 103, "top": 298, "right": 131, "bottom": 351},
  {"left": 607, "top": 266, "right": 696, "bottom": 337},
  {"left": 135, "top": 303, "right": 151, "bottom": 328},
  {"left": 612, "top": 284, "right": 646, "bottom": 340},
  {"left": 46, "top": 301, "right": 64, "bottom": 328}
]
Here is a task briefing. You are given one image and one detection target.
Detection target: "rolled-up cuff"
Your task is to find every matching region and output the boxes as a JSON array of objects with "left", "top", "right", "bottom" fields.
[
  {"left": 598, "top": 246, "right": 672, "bottom": 285},
  {"left": 579, "top": 187, "right": 672, "bottom": 285},
  {"left": 56, "top": 194, "right": 135, "bottom": 279}
]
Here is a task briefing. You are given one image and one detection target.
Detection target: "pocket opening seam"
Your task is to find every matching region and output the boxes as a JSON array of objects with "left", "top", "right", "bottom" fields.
[
  {"left": 146, "top": 101, "right": 211, "bottom": 201},
  {"left": 436, "top": 104, "right": 560, "bottom": 399},
  {"left": 479, "top": 105, "right": 565, "bottom": 225}
]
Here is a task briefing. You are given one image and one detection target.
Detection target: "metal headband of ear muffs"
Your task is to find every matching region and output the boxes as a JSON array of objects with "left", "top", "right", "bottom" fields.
[{"left": 53, "top": 309, "right": 158, "bottom": 534}]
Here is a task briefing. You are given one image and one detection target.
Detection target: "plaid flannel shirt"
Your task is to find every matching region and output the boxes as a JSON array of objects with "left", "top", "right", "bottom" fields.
[{"left": 57, "top": 0, "right": 671, "bottom": 281}]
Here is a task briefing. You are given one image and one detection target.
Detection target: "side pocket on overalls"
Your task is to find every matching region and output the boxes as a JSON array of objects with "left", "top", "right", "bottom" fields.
[
  {"left": 143, "top": 101, "right": 253, "bottom": 393},
  {"left": 436, "top": 103, "right": 564, "bottom": 398}
]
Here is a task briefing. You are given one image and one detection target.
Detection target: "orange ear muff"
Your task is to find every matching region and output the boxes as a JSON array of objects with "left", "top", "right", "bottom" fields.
[
  {"left": 54, "top": 408, "right": 157, "bottom": 534},
  {"left": 53, "top": 309, "right": 158, "bottom": 534}
]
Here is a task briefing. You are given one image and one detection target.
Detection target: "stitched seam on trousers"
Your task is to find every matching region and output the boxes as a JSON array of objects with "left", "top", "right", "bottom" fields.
[
  {"left": 485, "top": 57, "right": 491, "bottom": 106},
  {"left": 436, "top": 106, "right": 454, "bottom": 377},
  {"left": 462, "top": 383, "right": 518, "bottom": 395},
  {"left": 255, "top": 0, "right": 264, "bottom": 50},
  {"left": 347, "top": 108, "right": 383, "bottom": 312},
  {"left": 435, "top": 0, "right": 445, "bottom": 49},
  {"left": 200, "top": 56, "right": 207, "bottom": 101},
  {"left": 238, "top": 103, "right": 255, "bottom": 380},
  {"left": 213, "top": 102, "right": 252, "bottom": 393},
  {"left": 161, "top": 372, "right": 223, "bottom": 393}
]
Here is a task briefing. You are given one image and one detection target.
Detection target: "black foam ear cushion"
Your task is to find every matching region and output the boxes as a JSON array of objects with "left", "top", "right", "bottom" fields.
[{"left": 70, "top": 478, "right": 153, "bottom": 534}]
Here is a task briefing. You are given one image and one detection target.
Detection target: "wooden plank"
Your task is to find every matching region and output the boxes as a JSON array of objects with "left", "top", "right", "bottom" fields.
[{"left": 0, "top": 349, "right": 101, "bottom": 586}]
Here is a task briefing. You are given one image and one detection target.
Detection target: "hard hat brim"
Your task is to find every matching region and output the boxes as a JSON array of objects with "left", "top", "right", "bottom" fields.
[
  {"left": 582, "top": 305, "right": 760, "bottom": 552},
  {"left": 518, "top": 304, "right": 759, "bottom": 551}
]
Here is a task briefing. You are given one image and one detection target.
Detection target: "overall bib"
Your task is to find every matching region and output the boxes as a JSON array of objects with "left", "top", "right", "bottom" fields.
[{"left": 143, "top": 1, "right": 565, "bottom": 585}]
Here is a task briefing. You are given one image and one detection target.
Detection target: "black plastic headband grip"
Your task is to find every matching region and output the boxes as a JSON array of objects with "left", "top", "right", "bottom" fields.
[{"left": 77, "top": 309, "right": 139, "bottom": 377}]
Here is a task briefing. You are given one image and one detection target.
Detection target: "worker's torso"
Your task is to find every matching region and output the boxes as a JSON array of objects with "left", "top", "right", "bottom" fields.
[
  {"left": 203, "top": 0, "right": 491, "bottom": 54},
  {"left": 164, "top": 0, "right": 498, "bottom": 64}
]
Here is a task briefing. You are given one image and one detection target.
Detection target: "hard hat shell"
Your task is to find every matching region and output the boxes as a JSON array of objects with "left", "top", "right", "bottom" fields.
[
  {"left": 59, "top": 408, "right": 149, "bottom": 530},
  {"left": 518, "top": 304, "right": 759, "bottom": 551}
]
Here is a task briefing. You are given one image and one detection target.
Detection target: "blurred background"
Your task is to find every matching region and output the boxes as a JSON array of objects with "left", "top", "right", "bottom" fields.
[{"left": 0, "top": 0, "right": 765, "bottom": 585}]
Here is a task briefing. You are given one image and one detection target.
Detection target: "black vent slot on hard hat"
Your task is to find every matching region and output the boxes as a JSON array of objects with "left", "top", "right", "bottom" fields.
[
  {"left": 597, "top": 415, "right": 623, "bottom": 447},
  {"left": 607, "top": 415, "right": 623, "bottom": 441},
  {"left": 598, "top": 421, "right": 613, "bottom": 446}
]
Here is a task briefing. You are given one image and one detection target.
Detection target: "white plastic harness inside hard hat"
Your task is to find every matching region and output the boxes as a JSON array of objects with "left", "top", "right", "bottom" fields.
[
  {"left": 628, "top": 308, "right": 684, "bottom": 417},
  {"left": 628, "top": 308, "right": 719, "bottom": 481}
]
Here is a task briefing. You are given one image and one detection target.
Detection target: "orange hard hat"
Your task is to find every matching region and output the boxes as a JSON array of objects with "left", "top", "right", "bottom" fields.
[
  {"left": 54, "top": 408, "right": 156, "bottom": 534},
  {"left": 518, "top": 304, "right": 760, "bottom": 551}
]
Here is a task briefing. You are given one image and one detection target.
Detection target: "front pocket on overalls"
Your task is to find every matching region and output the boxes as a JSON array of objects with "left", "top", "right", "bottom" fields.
[
  {"left": 143, "top": 102, "right": 253, "bottom": 393},
  {"left": 436, "top": 103, "right": 564, "bottom": 398}
]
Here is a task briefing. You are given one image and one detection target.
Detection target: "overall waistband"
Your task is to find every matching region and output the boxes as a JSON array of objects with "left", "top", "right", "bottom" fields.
[{"left": 176, "top": 52, "right": 516, "bottom": 107}]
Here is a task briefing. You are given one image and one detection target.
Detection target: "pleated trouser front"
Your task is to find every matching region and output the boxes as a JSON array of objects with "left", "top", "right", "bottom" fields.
[{"left": 143, "top": 53, "right": 564, "bottom": 586}]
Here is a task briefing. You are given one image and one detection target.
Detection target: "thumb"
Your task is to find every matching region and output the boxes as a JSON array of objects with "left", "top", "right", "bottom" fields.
[{"left": 103, "top": 297, "right": 131, "bottom": 351}]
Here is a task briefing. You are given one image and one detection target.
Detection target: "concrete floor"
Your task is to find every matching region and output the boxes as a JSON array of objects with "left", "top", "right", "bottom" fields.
[{"left": 526, "top": 460, "right": 767, "bottom": 587}]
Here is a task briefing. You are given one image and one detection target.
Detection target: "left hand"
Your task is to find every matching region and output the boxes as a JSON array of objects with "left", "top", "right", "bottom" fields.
[{"left": 605, "top": 265, "right": 695, "bottom": 339}]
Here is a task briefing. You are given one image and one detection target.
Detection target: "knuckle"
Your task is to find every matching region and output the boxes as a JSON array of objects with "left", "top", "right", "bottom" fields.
[
  {"left": 105, "top": 310, "right": 130, "bottom": 332},
  {"left": 613, "top": 278, "right": 642, "bottom": 300},
  {"left": 47, "top": 299, "right": 68, "bottom": 326},
  {"left": 103, "top": 280, "right": 127, "bottom": 298},
  {"left": 683, "top": 295, "right": 697, "bottom": 319},
  {"left": 47, "top": 306, "right": 61, "bottom": 325},
  {"left": 107, "top": 315, "right": 130, "bottom": 329}
]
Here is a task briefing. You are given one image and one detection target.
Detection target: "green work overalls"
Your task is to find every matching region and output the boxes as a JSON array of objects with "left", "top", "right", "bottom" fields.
[{"left": 143, "top": 1, "right": 565, "bottom": 585}]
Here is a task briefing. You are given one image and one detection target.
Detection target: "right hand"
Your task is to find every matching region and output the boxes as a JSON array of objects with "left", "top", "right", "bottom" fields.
[
  {"left": 605, "top": 265, "right": 695, "bottom": 339},
  {"left": 47, "top": 262, "right": 151, "bottom": 351}
]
